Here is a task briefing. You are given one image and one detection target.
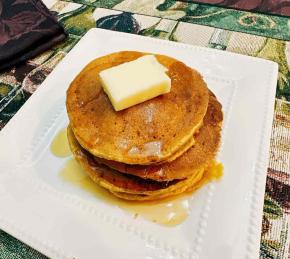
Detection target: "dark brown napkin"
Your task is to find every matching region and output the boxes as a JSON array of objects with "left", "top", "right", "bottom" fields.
[
  {"left": 0, "top": 0, "right": 67, "bottom": 71},
  {"left": 180, "top": 0, "right": 290, "bottom": 17}
]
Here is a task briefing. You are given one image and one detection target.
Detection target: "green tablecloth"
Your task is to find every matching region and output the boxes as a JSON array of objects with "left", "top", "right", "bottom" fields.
[{"left": 0, "top": 0, "right": 289, "bottom": 258}]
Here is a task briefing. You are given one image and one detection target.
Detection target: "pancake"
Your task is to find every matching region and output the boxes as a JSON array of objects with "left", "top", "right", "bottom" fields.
[
  {"left": 66, "top": 51, "right": 209, "bottom": 165},
  {"left": 111, "top": 163, "right": 221, "bottom": 201},
  {"left": 93, "top": 92, "right": 223, "bottom": 181},
  {"left": 93, "top": 129, "right": 196, "bottom": 171},
  {"left": 67, "top": 126, "right": 204, "bottom": 197}
]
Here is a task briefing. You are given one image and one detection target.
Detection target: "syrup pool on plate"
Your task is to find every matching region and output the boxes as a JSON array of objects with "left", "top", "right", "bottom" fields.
[
  {"left": 50, "top": 127, "right": 71, "bottom": 157},
  {"left": 51, "top": 127, "right": 222, "bottom": 226},
  {"left": 59, "top": 158, "right": 191, "bottom": 226}
]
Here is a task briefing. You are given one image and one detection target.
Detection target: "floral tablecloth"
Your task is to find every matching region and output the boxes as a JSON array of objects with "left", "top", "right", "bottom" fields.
[{"left": 0, "top": 1, "right": 289, "bottom": 258}]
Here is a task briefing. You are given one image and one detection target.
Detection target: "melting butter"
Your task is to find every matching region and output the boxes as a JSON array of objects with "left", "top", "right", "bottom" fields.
[
  {"left": 99, "top": 55, "right": 171, "bottom": 111},
  {"left": 50, "top": 127, "right": 71, "bottom": 157}
]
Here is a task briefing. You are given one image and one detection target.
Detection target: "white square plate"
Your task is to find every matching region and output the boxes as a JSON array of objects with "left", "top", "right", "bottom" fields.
[{"left": 0, "top": 29, "right": 278, "bottom": 259}]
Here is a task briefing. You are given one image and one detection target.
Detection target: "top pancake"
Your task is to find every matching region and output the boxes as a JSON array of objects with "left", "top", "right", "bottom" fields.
[{"left": 66, "top": 51, "right": 209, "bottom": 165}]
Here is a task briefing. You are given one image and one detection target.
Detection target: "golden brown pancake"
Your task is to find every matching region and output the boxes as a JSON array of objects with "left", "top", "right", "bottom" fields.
[
  {"left": 111, "top": 164, "right": 221, "bottom": 201},
  {"left": 67, "top": 126, "right": 205, "bottom": 197},
  {"left": 66, "top": 51, "right": 209, "bottom": 165},
  {"left": 93, "top": 93, "right": 223, "bottom": 181}
]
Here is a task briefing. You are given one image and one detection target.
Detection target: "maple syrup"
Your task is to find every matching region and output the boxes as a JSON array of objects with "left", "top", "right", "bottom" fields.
[
  {"left": 50, "top": 127, "right": 71, "bottom": 157},
  {"left": 59, "top": 158, "right": 191, "bottom": 226},
  {"left": 52, "top": 128, "right": 223, "bottom": 226}
]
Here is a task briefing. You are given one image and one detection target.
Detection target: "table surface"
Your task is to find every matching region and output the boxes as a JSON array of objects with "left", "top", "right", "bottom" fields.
[{"left": 0, "top": 1, "right": 289, "bottom": 258}]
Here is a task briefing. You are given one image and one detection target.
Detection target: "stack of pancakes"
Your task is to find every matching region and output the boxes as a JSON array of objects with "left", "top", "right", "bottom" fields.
[{"left": 66, "top": 51, "right": 223, "bottom": 201}]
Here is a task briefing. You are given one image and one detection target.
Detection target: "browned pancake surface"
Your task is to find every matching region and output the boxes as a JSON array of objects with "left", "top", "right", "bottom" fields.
[
  {"left": 94, "top": 93, "right": 223, "bottom": 181},
  {"left": 67, "top": 126, "right": 205, "bottom": 197},
  {"left": 66, "top": 51, "right": 209, "bottom": 165}
]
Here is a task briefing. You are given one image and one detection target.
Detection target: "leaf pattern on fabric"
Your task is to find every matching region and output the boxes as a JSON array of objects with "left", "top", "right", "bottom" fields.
[
  {"left": 0, "top": 11, "right": 44, "bottom": 44},
  {"left": 96, "top": 12, "right": 140, "bottom": 33},
  {"left": 263, "top": 194, "right": 283, "bottom": 220},
  {"left": 266, "top": 169, "right": 290, "bottom": 212}
]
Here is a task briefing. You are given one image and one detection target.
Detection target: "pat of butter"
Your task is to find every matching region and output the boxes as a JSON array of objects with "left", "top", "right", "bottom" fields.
[{"left": 99, "top": 55, "right": 171, "bottom": 111}]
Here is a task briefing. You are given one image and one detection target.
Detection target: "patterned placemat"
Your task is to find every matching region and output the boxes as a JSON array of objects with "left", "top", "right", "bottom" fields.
[
  {"left": 0, "top": 1, "right": 289, "bottom": 258},
  {"left": 180, "top": 0, "right": 290, "bottom": 17}
]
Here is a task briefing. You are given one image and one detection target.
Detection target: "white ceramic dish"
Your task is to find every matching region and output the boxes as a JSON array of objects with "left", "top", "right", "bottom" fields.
[{"left": 0, "top": 28, "right": 278, "bottom": 259}]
